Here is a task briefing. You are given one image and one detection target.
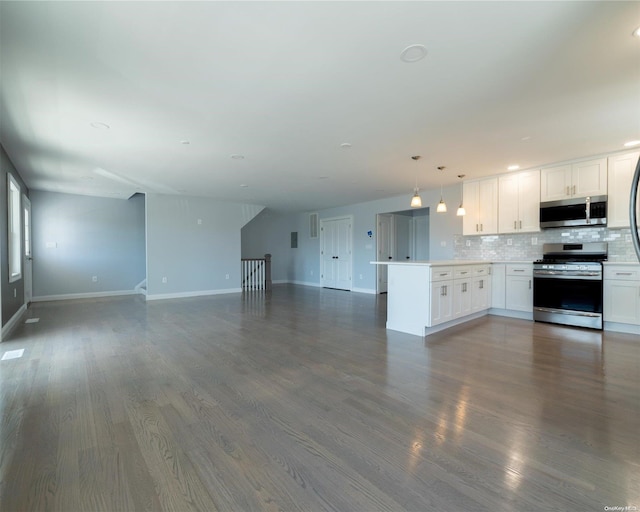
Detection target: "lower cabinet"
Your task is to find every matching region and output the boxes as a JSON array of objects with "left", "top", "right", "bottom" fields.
[
  {"left": 429, "top": 265, "right": 491, "bottom": 327},
  {"left": 604, "top": 265, "right": 640, "bottom": 326},
  {"left": 505, "top": 264, "right": 533, "bottom": 313},
  {"left": 430, "top": 279, "right": 453, "bottom": 326}
]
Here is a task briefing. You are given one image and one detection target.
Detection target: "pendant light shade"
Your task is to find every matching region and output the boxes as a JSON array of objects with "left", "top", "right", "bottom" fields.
[
  {"left": 411, "top": 189, "right": 422, "bottom": 208},
  {"left": 410, "top": 155, "right": 422, "bottom": 208}
]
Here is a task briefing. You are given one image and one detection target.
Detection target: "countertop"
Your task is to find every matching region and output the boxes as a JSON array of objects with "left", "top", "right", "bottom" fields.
[
  {"left": 371, "top": 260, "right": 493, "bottom": 267},
  {"left": 603, "top": 261, "right": 640, "bottom": 266}
]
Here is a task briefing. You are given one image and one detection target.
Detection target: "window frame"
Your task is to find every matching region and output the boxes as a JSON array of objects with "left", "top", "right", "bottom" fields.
[{"left": 7, "top": 173, "right": 22, "bottom": 283}]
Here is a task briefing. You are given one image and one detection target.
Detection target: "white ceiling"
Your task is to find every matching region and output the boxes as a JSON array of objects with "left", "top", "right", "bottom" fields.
[{"left": 1, "top": 1, "right": 639, "bottom": 212}]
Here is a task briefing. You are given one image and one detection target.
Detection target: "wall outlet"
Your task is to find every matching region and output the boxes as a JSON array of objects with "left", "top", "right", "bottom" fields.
[
  {"left": 162, "top": 277, "right": 167, "bottom": 284},
  {"left": 310, "top": 270, "right": 314, "bottom": 276},
  {"left": 531, "top": 237, "right": 538, "bottom": 245},
  {"left": 466, "top": 240, "right": 471, "bottom": 247},
  {"left": 225, "top": 274, "right": 230, "bottom": 280},
  {"left": 359, "top": 274, "right": 363, "bottom": 280},
  {"left": 92, "top": 275, "right": 98, "bottom": 282},
  {"left": 507, "top": 239, "right": 513, "bottom": 246},
  {"left": 440, "top": 241, "right": 447, "bottom": 247},
  {"left": 197, "top": 219, "right": 202, "bottom": 225},
  {"left": 13, "top": 288, "right": 16, "bottom": 298},
  {"left": 45, "top": 241, "right": 57, "bottom": 249},
  {"left": 626, "top": 234, "right": 632, "bottom": 242}
]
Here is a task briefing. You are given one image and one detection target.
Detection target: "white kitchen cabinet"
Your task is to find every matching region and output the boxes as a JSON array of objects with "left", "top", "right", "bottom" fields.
[
  {"left": 498, "top": 170, "right": 540, "bottom": 233},
  {"left": 505, "top": 264, "right": 533, "bottom": 313},
  {"left": 490, "top": 264, "right": 506, "bottom": 309},
  {"left": 452, "top": 266, "right": 473, "bottom": 318},
  {"left": 430, "top": 267, "right": 453, "bottom": 326},
  {"left": 540, "top": 158, "right": 607, "bottom": 202},
  {"left": 604, "top": 265, "right": 640, "bottom": 326},
  {"left": 463, "top": 177, "right": 498, "bottom": 235},
  {"left": 472, "top": 265, "right": 491, "bottom": 312},
  {"left": 607, "top": 151, "right": 640, "bottom": 228}
]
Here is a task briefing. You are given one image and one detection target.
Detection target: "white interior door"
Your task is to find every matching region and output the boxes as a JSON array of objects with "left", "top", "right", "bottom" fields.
[
  {"left": 377, "top": 214, "right": 393, "bottom": 293},
  {"left": 320, "top": 217, "right": 352, "bottom": 291},
  {"left": 23, "top": 196, "right": 32, "bottom": 305}
]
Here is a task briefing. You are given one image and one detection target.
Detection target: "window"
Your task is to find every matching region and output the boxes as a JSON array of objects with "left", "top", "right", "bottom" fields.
[
  {"left": 8, "top": 174, "right": 21, "bottom": 282},
  {"left": 23, "top": 196, "right": 31, "bottom": 259}
]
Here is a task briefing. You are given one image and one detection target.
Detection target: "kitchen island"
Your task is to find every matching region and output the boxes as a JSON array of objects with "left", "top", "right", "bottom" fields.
[{"left": 371, "top": 261, "right": 492, "bottom": 337}]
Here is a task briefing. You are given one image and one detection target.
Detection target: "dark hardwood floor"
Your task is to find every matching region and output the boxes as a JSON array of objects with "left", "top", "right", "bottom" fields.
[{"left": 1, "top": 284, "right": 638, "bottom": 512}]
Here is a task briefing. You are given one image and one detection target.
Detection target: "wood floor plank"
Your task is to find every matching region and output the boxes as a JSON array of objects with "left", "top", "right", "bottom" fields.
[{"left": 0, "top": 287, "right": 638, "bottom": 511}]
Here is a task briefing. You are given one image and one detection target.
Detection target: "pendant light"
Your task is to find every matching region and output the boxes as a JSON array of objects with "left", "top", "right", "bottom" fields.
[
  {"left": 456, "top": 174, "right": 466, "bottom": 216},
  {"left": 436, "top": 166, "right": 447, "bottom": 213},
  {"left": 410, "top": 155, "right": 422, "bottom": 208}
]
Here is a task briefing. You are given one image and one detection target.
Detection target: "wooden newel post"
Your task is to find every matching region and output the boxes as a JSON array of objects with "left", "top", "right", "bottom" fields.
[{"left": 264, "top": 254, "right": 272, "bottom": 291}]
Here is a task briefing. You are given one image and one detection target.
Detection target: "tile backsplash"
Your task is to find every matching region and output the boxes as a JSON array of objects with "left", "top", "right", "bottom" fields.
[{"left": 454, "top": 227, "right": 637, "bottom": 262}]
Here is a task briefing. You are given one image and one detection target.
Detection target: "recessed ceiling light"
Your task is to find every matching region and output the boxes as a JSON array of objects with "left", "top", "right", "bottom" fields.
[
  {"left": 230, "top": 154, "right": 245, "bottom": 160},
  {"left": 340, "top": 143, "right": 352, "bottom": 149},
  {"left": 181, "top": 140, "right": 190, "bottom": 145},
  {"left": 400, "top": 44, "right": 428, "bottom": 63},
  {"left": 623, "top": 140, "right": 640, "bottom": 147},
  {"left": 90, "top": 122, "right": 110, "bottom": 129},
  {"left": 521, "top": 136, "right": 532, "bottom": 142},
  {"left": 240, "top": 184, "right": 248, "bottom": 188},
  {"left": 507, "top": 165, "right": 520, "bottom": 171},
  {"left": 317, "top": 176, "right": 329, "bottom": 180},
  {"left": 633, "top": 26, "right": 640, "bottom": 38}
]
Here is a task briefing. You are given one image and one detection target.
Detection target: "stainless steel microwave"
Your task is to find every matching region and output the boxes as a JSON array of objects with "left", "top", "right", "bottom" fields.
[{"left": 539, "top": 195, "right": 607, "bottom": 228}]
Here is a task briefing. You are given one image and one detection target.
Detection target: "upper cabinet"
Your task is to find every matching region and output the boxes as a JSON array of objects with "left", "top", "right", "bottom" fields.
[
  {"left": 540, "top": 158, "right": 607, "bottom": 202},
  {"left": 608, "top": 151, "right": 640, "bottom": 228},
  {"left": 463, "top": 177, "right": 498, "bottom": 236},
  {"left": 498, "top": 170, "right": 540, "bottom": 234}
]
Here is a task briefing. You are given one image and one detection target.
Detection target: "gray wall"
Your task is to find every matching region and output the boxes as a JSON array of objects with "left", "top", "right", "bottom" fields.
[
  {"left": 241, "top": 185, "right": 462, "bottom": 292},
  {"left": 31, "top": 190, "right": 146, "bottom": 298},
  {"left": 145, "top": 194, "right": 263, "bottom": 298},
  {"left": 0, "top": 144, "right": 27, "bottom": 326}
]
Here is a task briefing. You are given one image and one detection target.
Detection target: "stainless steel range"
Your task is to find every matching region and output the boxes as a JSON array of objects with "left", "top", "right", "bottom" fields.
[{"left": 533, "top": 242, "right": 607, "bottom": 330}]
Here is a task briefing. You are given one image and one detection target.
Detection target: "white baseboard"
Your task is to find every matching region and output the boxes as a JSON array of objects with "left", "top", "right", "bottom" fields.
[
  {"left": 1, "top": 304, "right": 28, "bottom": 341},
  {"left": 603, "top": 321, "right": 640, "bottom": 335},
  {"left": 351, "top": 287, "right": 376, "bottom": 295},
  {"left": 289, "top": 280, "right": 321, "bottom": 288},
  {"left": 32, "top": 290, "right": 139, "bottom": 303},
  {"left": 146, "top": 288, "right": 242, "bottom": 301},
  {"left": 488, "top": 308, "right": 534, "bottom": 321}
]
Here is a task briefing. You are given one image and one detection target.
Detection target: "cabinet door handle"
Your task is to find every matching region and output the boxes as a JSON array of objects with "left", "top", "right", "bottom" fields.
[
  {"left": 444, "top": 285, "right": 448, "bottom": 296},
  {"left": 513, "top": 269, "right": 525, "bottom": 272},
  {"left": 479, "top": 279, "right": 484, "bottom": 289},
  {"left": 529, "top": 280, "right": 532, "bottom": 289},
  {"left": 519, "top": 220, "right": 522, "bottom": 229},
  {"left": 476, "top": 223, "right": 479, "bottom": 232},
  {"left": 572, "top": 185, "right": 576, "bottom": 195},
  {"left": 514, "top": 220, "right": 517, "bottom": 229},
  {"left": 615, "top": 272, "right": 632, "bottom": 276},
  {"left": 566, "top": 185, "right": 570, "bottom": 196},
  {"left": 480, "top": 223, "right": 483, "bottom": 232}
]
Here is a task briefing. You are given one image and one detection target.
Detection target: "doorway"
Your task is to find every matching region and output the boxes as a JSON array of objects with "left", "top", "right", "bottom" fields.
[
  {"left": 376, "top": 208, "right": 430, "bottom": 294},
  {"left": 320, "top": 216, "right": 352, "bottom": 290}
]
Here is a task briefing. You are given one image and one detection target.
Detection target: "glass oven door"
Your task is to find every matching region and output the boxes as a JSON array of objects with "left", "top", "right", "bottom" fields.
[{"left": 533, "top": 274, "right": 603, "bottom": 314}]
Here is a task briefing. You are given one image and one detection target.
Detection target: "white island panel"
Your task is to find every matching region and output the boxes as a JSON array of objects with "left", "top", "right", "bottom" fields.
[{"left": 386, "top": 264, "right": 430, "bottom": 336}]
